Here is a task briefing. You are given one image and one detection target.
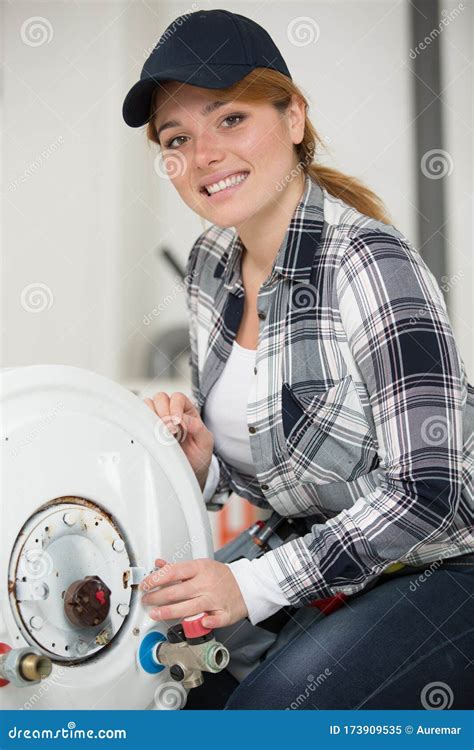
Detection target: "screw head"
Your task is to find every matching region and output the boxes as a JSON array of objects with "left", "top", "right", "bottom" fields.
[
  {"left": 170, "top": 664, "right": 185, "bottom": 681},
  {"left": 112, "top": 539, "right": 125, "bottom": 552},
  {"left": 33, "top": 583, "right": 49, "bottom": 599},
  {"left": 63, "top": 511, "right": 77, "bottom": 526},
  {"left": 74, "top": 640, "right": 89, "bottom": 656},
  {"left": 29, "top": 615, "right": 43, "bottom": 630},
  {"left": 117, "top": 603, "right": 130, "bottom": 617}
]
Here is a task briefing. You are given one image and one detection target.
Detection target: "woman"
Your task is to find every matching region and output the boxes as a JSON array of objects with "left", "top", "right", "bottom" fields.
[{"left": 122, "top": 9, "right": 474, "bottom": 709}]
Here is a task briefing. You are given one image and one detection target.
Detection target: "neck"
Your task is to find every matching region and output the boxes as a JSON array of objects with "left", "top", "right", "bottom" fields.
[{"left": 235, "top": 171, "right": 306, "bottom": 279}]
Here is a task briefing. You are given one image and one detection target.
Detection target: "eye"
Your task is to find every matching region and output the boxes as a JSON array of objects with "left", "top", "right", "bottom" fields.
[
  {"left": 221, "top": 113, "right": 247, "bottom": 128},
  {"left": 163, "top": 135, "right": 188, "bottom": 150},
  {"left": 163, "top": 113, "right": 247, "bottom": 150}
]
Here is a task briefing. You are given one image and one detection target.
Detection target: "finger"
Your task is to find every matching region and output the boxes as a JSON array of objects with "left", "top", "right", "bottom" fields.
[
  {"left": 201, "top": 612, "right": 229, "bottom": 629},
  {"left": 143, "top": 397, "right": 155, "bottom": 413},
  {"left": 142, "top": 580, "right": 200, "bottom": 607},
  {"left": 149, "top": 597, "right": 208, "bottom": 622},
  {"left": 151, "top": 391, "right": 170, "bottom": 418},
  {"left": 140, "top": 560, "right": 197, "bottom": 591},
  {"left": 172, "top": 411, "right": 201, "bottom": 439},
  {"left": 139, "top": 560, "right": 170, "bottom": 591},
  {"left": 169, "top": 392, "right": 200, "bottom": 422}
]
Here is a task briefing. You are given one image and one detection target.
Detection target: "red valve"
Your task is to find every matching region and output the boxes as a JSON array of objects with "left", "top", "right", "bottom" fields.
[
  {"left": 182, "top": 613, "right": 212, "bottom": 639},
  {"left": 95, "top": 590, "right": 106, "bottom": 606},
  {"left": 308, "top": 592, "right": 348, "bottom": 615},
  {"left": 0, "top": 643, "right": 12, "bottom": 687}
]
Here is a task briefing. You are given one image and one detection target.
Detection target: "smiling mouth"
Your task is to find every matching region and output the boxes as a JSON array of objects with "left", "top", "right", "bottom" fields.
[{"left": 199, "top": 172, "right": 250, "bottom": 198}]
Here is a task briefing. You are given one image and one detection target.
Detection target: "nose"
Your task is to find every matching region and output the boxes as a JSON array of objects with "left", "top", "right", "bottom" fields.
[{"left": 193, "top": 131, "right": 225, "bottom": 169}]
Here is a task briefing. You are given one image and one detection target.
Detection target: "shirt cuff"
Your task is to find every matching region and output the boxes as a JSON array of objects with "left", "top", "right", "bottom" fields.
[
  {"left": 226, "top": 555, "right": 292, "bottom": 626},
  {"left": 202, "top": 453, "right": 220, "bottom": 503}
]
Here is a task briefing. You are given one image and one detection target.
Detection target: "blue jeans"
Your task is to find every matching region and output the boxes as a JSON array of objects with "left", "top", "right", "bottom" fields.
[{"left": 221, "top": 553, "right": 474, "bottom": 710}]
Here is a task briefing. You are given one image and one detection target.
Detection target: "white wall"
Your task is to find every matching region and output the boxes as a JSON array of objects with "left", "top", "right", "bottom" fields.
[
  {"left": 440, "top": 0, "right": 473, "bottom": 377},
  {"left": 1, "top": 0, "right": 471, "bottom": 384}
]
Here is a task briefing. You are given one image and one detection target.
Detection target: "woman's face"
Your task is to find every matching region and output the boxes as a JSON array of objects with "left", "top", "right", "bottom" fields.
[{"left": 152, "top": 81, "right": 306, "bottom": 229}]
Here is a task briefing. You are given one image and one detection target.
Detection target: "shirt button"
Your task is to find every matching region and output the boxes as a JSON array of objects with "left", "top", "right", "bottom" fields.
[
  {"left": 248, "top": 425, "right": 256, "bottom": 434},
  {"left": 261, "top": 483, "right": 269, "bottom": 491},
  {"left": 257, "top": 311, "right": 266, "bottom": 320}
]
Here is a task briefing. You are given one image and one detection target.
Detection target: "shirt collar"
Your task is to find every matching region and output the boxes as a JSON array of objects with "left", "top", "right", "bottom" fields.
[{"left": 221, "top": 173, "right": 325, "bottom": 292}]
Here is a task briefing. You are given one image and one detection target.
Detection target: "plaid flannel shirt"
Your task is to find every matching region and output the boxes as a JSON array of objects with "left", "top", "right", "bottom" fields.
[{"left": 184, "top": 173, "right": 474, "bottom": 606}]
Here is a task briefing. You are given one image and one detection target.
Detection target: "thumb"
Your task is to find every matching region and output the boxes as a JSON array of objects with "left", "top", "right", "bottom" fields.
[
  {"left": 201, "top": 612, "right": 227, "bottom": 629},
  {"left": 179, "top": 412, "right": 207, "bottom": 440}
]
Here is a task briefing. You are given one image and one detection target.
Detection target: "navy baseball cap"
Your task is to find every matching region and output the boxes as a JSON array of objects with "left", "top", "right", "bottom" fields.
[{"left": 122, "top": 9, "right": 292, "bottom": 128}]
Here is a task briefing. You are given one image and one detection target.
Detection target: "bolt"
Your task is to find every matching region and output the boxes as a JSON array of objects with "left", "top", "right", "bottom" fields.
[
  {"left": 117, "top": 603, "right": 129, "bottom": 617},
  {"left": 29, "top": 615, "right": 43, "bottom": 630},
  {"left": 63, "top": 511, "right": 77, "bottom": 526},
  {"left": 74, "top": 640, "right": 89, "bottom": 656},
  {"left": 33, "top": 583, "right": 49, "bottom": 599},
  {"left": 95, "top": 629, "right": 110, "bottom": 646},
  {"left": 25, "top": 549, "right": 38, "bottom": 562},
  {"left": 132, "top": 628, "right": 140, "bottom": 636},
  {"left": 112, "top": 539, "right": 125, "bottom": 553},
  {"left": 170, "top": 664, "right": 185, "bottom": 681}
]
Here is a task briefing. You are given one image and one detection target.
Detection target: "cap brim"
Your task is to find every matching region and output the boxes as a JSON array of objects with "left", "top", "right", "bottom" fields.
[{"left": 122, "top": 64, "right": 256, "bottom": 128}]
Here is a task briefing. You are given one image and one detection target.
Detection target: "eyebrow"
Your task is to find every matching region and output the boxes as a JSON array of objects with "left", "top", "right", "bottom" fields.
[{"left": 155, "top": 100, "right": 229, "bottom": 142}]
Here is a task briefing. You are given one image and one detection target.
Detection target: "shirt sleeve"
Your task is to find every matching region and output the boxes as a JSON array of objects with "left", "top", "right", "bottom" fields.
[
  {"left": 262, "top": 229, "right": 466, "bottom": 606},
  {"left": 202, "top": 453, "right": 220, "bottom": 503},
  {"left": 184, "top": 232, "right": 233, "bottom": 506},
  {"left": 226, "top": 556, "right": 292, "bottom": 625}
]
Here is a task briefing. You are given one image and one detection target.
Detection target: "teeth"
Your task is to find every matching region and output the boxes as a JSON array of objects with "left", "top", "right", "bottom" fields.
[{"left": 205, "top": 172, "right": 248, "bottom": 195}]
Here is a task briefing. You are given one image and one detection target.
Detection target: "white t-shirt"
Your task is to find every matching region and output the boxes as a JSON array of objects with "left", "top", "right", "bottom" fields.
[{"left": 202, "top": 340, "right": 291, "bottom": 625}]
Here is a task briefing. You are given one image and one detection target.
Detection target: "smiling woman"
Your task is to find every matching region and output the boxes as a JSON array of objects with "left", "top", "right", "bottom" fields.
[
  {"left": 122, "top": 8, "right": 474, "bottom": 711},
  {"left": 145, "top": 70, "right": 392, "bottom": 232}
]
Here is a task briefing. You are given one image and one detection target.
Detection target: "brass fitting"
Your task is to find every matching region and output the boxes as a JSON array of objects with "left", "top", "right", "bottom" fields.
[
  {"left": 155, "top": 634, "right": 230, "bottom": 690},
  {"left": 0, "top": 648, "right": 52, "bottom": 688}
]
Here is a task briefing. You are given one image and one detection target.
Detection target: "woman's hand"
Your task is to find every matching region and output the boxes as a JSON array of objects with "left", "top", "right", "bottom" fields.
[
  {"left": 140, "top": 557, "right": 248, "bottom": 629},
  {"left": 144, "top": 391, "right": 214, "bottom": 491}
]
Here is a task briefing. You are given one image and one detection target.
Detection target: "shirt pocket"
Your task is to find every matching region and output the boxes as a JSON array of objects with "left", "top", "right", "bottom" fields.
[{"left": 281, "top": 374, "right": 379, "bottom": 485}]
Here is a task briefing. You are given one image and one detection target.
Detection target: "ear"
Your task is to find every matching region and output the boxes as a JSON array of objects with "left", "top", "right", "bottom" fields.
[{"left": 287, "top": 94, "right": 307, "bottom": 146}]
